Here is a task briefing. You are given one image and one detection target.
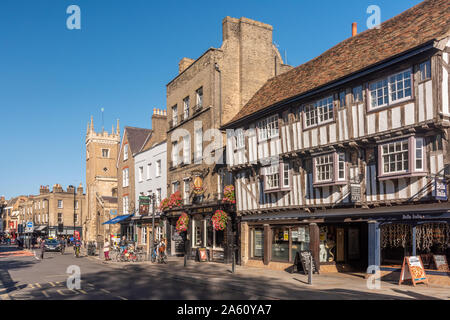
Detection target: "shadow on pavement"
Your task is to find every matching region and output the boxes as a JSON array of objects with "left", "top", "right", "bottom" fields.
[{"left": 22, "top": 261, "right": 445, "bottom": 300}]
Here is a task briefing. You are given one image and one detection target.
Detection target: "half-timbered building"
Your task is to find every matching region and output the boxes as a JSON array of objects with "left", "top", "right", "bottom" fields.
[{"left": 223, "top": 0, "right": 450, "bottom": 274}]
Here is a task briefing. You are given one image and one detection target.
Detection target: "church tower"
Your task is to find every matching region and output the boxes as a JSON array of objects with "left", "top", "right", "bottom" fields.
[{"left": 84, "top": 116, "right": 120, "bottom": 241}]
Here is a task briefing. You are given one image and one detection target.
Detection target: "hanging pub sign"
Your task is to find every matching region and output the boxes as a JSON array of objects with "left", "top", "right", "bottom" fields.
[
  {"left": 399, "top": 256, "right": 429, "bottom": 286},
  {"left": 433, "top": 255, "right": 449, "bottom": 272},
  {"left": 192, "top": 176, "right": 205, "bottom": 195},
  {"left": 139, "top": 196, "right": 150, "bottom": 216},
  {"left": 434, "top": 179, "right": 447, "bottom": 200}
]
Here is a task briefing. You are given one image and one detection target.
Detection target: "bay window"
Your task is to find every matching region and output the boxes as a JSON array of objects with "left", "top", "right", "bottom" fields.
[
  {"left": 369, "top": 69, "right": 412, "bottom": 109},
  {"left": 313, "top": 152, "right": 347, "bottom": 186},
  {"left": 262, "top": 161, "right": 290, "bottom": 192},
  {"left": 304, "top": 96, "right": 334, "bottom": 128},
  {"left": 378, "top": 136, "right": 426, "bottom": 180}
]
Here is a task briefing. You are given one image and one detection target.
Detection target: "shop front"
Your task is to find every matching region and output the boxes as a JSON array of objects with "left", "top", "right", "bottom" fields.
[
  {"left": 244, "top": 218, "right": 368, "bottom": 273},
  {"left": 162, "top": 203, "right": 237, "bottom": 264}
]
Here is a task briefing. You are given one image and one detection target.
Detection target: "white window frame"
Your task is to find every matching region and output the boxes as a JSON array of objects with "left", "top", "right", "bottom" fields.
[
  {"left": 123, "top": 168, "right": 129, "bottom": 187},
  {"left": 419, "top": 60, "right": 431, "bottom": 81},
  {"left": 257, "top": 115, "right": 279, "bottom": 142},
  {"left": 183, "top": 135, "right": 190, "bottom": 164},
  {"left": 156, "top": 160, "right": 161, "bottom": 177},
  {"left": 172, "top": 181, "right": 180, "bottom": 194},
  {"left": 156, "top": 188, "right": 161, "bottom": 207},
  {"left": 183, "top": 96, "right": 190, "bottom": 119},
  {"left": 369, "top": 68, "right": 412, "bottom": 110},
  {"left": 352, "top": 86, "right": 363, "bottom": 103},
  {"left": 123, "top": 196, "right": 129, "bottom": 215},
  {"left": 304, "top": 96, "right": 334, "bottom": 129},
  {"left": 138, "top": 166, "right": 144, "bottom": 182},
  {"left": 236, "top": 128, "right": 245, "bottom": 149},
  {"left": 262, "top": 161, "right": 290, "bottom": 192},
  {"left": 313, "top": 152, "right": 346, "bottom": 185},
  {"left": 102, "top": 149, "right": 110, "bottom": 158},
  {"left": 194, "top": 128, "right": 203, "bottom": 161},
  {"left": 183, "top": 179, "right": 190, "bottom": 204},
  {"left": 378, "top": 137, "right": 426, "bottom": 178},
  {"left": 172, "top": 105, "right": 178, "bottom": 126},
  {"left": 147, "top": 163, "right": 152, "bottom": 180},
  {"left": 57, "top": 200, "right": 63, "bottom": 209},
  {"left": 172, "top": 141, "right": 178, "bottom": 166},
  {"left": 380, "top": 140, "right": 409, "bottom": 175}
]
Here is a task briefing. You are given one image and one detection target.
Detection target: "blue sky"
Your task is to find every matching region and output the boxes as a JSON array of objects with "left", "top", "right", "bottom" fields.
[{"left": 0, "top": 0, "right": 423, "bottom": 199}]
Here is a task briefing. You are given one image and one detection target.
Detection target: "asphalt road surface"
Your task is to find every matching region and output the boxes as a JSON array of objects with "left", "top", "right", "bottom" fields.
[
  {"left": 0, "top": 244, "right": 279, "bottom": 300},
  {"left": 1, "top": 244, "right": 449, "bottom": 300}
]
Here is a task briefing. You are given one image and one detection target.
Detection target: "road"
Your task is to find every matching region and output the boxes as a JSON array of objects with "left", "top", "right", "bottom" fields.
[{"left": 1, "top": 244, "right": 449, "bottom": 300}]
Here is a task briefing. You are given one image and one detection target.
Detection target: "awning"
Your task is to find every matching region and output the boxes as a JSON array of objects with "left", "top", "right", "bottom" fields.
[
  {"left": 102, "top": 214, "right": 133, "bottom": 225},
  {"left": 35, "top": 225, "right": 47, "bottom": 231}
]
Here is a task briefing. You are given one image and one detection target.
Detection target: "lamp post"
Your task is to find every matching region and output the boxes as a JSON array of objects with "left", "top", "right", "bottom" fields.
[
  {"left": 43, "top": 199, "right": 49, "bottom": 238},
  {"left": 150, "top": 193, "right": 156, "bottom": 262}
]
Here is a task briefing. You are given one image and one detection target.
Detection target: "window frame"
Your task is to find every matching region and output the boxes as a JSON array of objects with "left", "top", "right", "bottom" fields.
[
  {"left": 123, "top": 144, "right": 128, "bottom": 161},
  {"left": 102, "top": 148, "right": 110, "bottom": 158},
  {"left": 196, "top": 87, "right": 203, "bottom": 107},
  {"left": 303, "top": 95, "right": 335, "bottom": 129},
  {"left": 183, "top": 96, "right": 190, "bottom": 119},
  {"left": 419, "top": 60, "right": 431, "bottom": 82},
  {"left": 377, "top": 136, "right": 427, "bottom": 180},
  {"left": 156, "top": 160, "right": 161, "bottom": 177},
  {"left": 368, "top": 68, "right": 413, "bottom": 111},
  {"left": 257, "top": 115, "right": 279, "bottom": 142},
  {"left": 262, "top": 161, "right": 291, "bottom": 193},
  {"left": 122, "top": 168, "right": 129, "bottom": 187},
  {"left": 312, "top": 152, "right": 347, "bottom": 186}
]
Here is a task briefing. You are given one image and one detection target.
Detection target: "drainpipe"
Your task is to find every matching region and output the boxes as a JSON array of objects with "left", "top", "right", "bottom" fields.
[{"left": 215, "top": 63, "right": 222, "bottom": 127}]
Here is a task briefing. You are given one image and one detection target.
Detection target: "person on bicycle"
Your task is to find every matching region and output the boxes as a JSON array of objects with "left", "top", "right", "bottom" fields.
[{"left": 73, "top": 237, "right": 82, "bottom": 257}]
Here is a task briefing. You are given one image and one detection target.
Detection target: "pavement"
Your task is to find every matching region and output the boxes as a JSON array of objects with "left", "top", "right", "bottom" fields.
[{"left": 1, "top": 244, "right": 449, "bottom": 300}]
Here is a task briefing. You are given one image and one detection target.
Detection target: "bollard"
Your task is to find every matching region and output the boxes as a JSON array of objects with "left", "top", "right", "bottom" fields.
[
  {"left": 308, "top": 254, "right": 313, "bottom": 285},
  {"left": 184, "top": 254, "right": 187, "bottom": 267},
  {"left": 232, "top": 249, "right": 235, "bottom": 273}
]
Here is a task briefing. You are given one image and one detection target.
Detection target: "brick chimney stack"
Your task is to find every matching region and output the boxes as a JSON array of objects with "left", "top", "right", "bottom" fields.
[
  {"left": 151, "top": 108, "right": 168, "bottom": 144},
  {"left": 352, "top": 22, "right": 357, "bottom": 37}
]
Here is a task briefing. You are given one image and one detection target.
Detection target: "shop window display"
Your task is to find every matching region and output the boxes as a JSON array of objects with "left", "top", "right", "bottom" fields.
[
  {"left": 291, "top": 226, "right": 310, "bottom": 260},
  {"left": 319, "top": 226, "right": 336, "bottom": 263},
  {"left": 251, "top": 228, "right": 264, "bottom": 258},
  {"left": 272, "top": 227, "right": 289, "bottom": 262}
]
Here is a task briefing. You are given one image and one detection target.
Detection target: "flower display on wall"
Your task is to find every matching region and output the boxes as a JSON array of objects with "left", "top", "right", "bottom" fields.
[
  {"left": 211, "top": 210, "right": 228, "bottom": 231},
  {"left": 176, "top": 212, "right": 189, "bottom": 233},
  {"left": 222, "top": 185, "right": 236, "bottom": 204}
]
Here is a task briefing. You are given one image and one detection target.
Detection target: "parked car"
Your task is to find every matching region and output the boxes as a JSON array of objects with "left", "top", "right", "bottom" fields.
[{"left": 44, "top": 239, "right": 62, "bottom": 252}]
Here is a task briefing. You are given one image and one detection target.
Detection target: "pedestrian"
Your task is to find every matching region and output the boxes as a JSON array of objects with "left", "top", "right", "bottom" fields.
[
  {"left": 103, "top": 238, "right": 110, "bottom": 261},
  {"left": 40, "top": 238, "right": 45, "bottom": 260},
  {"left": 119, "top": 236, "right": 127, "bottom": 253}
]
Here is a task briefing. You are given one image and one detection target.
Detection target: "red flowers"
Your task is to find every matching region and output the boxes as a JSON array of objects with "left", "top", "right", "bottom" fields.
[
  {"left": 176, "top": 212, "right": 189, "bottom": 233},
  {"left": 211, "top": 210, "right": 228, "bottom": 231},
  {"left": 222, "top": 185, "right": 236, "bottom": 204},
  {"left": 159, "top": 191, "right": 183, "bottom": 211}
]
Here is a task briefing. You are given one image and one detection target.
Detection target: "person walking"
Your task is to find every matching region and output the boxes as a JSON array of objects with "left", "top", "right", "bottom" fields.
[
  {"left": 119, "top": 236, "right": 127, "bottom": 254},
  {"left": 40, "top": 238, "right": 45, "bottom": 260},
  {"left": 103, "top": 238, "right": 110, "bottom": 261}
]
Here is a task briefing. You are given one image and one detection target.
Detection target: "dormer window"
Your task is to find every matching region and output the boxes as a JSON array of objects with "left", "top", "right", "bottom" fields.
[
  {"left": 313, "top": 152, "right": 347, "bottom": 186},
  {"left": 378, "top": 136, "right": 426, "bottom": 180}
]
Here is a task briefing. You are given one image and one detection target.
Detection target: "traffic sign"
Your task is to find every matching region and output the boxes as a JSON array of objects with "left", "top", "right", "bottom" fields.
[{"left": 25, "top": 221, "right": 33, "bottom": 233}]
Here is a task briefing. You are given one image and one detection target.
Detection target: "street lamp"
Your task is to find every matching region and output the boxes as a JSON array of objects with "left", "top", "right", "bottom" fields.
[
  {"left": 149, "top": 193, "right": 156, "bottom": 262},
  {"left": 43, "top": 199, "right": 49, "bottom": 238}
]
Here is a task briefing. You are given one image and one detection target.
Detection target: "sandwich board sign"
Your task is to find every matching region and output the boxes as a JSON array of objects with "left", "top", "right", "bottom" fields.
[
  {"left": 399, "top": 256, "right": 428, "bottom": 286},
  {"left": 433, "top": 255, "right": 449, "bottom": 272}
]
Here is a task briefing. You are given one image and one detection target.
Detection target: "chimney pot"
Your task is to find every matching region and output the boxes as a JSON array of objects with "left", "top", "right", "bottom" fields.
[{"left": 352, "top": 22, "right": 357, "bottom": 37}]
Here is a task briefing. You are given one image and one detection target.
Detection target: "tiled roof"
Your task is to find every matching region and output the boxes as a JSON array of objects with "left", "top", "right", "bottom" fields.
[
  {"left": 225, "top": 0, "right": 450, "bottom": 127},
  {"left": 125, "top": 127, "right": 152, "bottom": 155}
]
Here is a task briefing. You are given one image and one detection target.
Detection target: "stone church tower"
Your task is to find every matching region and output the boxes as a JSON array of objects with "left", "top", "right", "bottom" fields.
[{"left": 84, "top": 116, "right": 120, "bottom": 242}]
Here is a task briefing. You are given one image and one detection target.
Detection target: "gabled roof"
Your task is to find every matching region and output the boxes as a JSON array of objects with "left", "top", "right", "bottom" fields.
[
  {"left": 224, "top": 0, "right": 450, "bottom": 128},
  {"left": 124, "top": 127, "right": 152, "bottom": 156}
]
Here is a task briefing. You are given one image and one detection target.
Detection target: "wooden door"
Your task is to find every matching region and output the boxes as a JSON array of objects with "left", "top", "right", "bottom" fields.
[{"left": 336, "top": 228, "right": 345, "bottom": 262}]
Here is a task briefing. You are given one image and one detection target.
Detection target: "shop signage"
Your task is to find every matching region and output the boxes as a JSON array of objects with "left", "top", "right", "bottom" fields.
[
  {"left": 434, "top": 179, "right": 447, "bottom": 200},
  {"left": 299, "top": 251, "right": 318, "bottom": 275},
  {"left": 350, "top": 184, "right": 361, "bottom": 202},
  {"left": 283, "top": 231, "right": 289, "bottom": 241},
  {"left": 192, "top": 176, "right": 205, "bottom": 195},
  {"left": 198, "top": 248, "right": 208, "bottom": 262},
  {"left": 433, "top": 255, "right": 449, "bottom": 272},
  {"left": 399, "top": 256, "right": 428, "bottom": 286},
  {"left": 139, "top": 196, "right": 150, "bottom": 216},
  {"left": 192, "top": 208, "right": 213, "bottom": 214},
  {"left": 110, "top": 210, "right": 117, "bottom": 216}
]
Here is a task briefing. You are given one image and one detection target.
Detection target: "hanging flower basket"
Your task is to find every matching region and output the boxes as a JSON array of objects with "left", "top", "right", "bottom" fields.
[
  {"left": 176, "top": 212, "right": 189, "bottom": 233},
  {"left": 211, "top": 210, "right": 228, "bottom": 231},
  {"left": 159, "top": 191, "right": 183, "bottom": 211},
  {"left": 222, "top": 185, "right": 236, "bottom": 204}
]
